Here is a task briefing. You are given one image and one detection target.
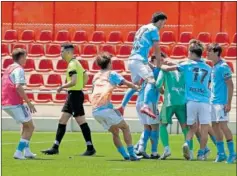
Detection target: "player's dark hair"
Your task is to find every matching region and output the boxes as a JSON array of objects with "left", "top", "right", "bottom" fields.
[
  {"left": 61, "top": 43, "right": 74, "bottom": 50},
  {"left": 151, "top": 52, "right": 167, "bottom": 62},
  {"left": 96, "top": 52, "right": 112, "bottom": 70},
  {"left": 207, "top": 43, "right": 222, "bottom": 57},
  {"left": 151, "top": 12, "right": 167, "bottom": 23},
  {"left": 189, "top": 42, "right": 204, "bottom": 58},
  {"left": 12, "top": 48, "right": 26, "bottom": 62},
  {"left": 189, "top": 39, "right": 204, "bottom": 51}
]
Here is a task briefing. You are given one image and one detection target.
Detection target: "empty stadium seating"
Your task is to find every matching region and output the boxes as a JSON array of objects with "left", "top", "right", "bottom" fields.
[
  {"left": 36, "top": 59, "right": 54, "bottom": 72},
  {"left": 28, "top": 44, "right": 45, "bottom": 57},
  {"left": 55, "top": 60, "right": 67, "bottom": 73},
  {"left": 45, "top": 74, "right": 62, "bottom": 87},
  {"left": 225, "top": 46, "right": 237, "bottom": 60},
  {"left": 81, "top": 44, "right": 97, "bottom": 58},
  {"left": 215, "top": 32, "right": 229, "bottom": 46},
  {"left": 1, "top": 43, "right": 10, "bottom": 56},
  {"left": 54, "top": 30, "right": 70, "bottom": 44},
  {"left": 124, "top": 31, "right": 136, "bottom": 44},
  {"left": 19, "top": 30, "right": 35, "bottom": 43},
  {"left": 24, "top": 59, "right": 36, "bottom": 72},
  {"left": 2, "top": 30, "right": 18, "bottom": 43},
  {"left": 72, "top": 31, "right": 88, "bottom": 44},
  {"left": 170, "top": 45, "right": 187, "bottom": 59},
  {"left": 90, "top": 31, "right": 106, "bottom": 44},
  {"left": 160, "top": 31, "right": 176, "bottom": 45},
  {"left": 45, "top": 44, "right": 61, "bottom": 58},
  {"left": 37, "top": 30, "right": 53, "bottom": 44},
  {"left": 100, "top": 44, "right": 116, "bottom": 55},
  {"left": 197, "top": 32, "right": 211, "bottom": 45},
  {"left": 116, "top": 45, "right": 132, "bottom": 58},
  {"left": 27, "top": 74, "right": 44, "bottom": 87},
  {"left": 107, "top": 31, "right": 123, "bottom": 44},
  {"left": 177, "top": 32, "right": 193, "bottom": 46}
]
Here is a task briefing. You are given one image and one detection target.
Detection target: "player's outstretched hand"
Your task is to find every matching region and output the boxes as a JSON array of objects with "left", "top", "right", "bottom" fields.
[
  {"left": 57, "top": 86, "right": 63, "bottom": 93},
  {"left": 27, "top": 101, "right": 37, "bottom": 113},
  {"left": 224, "top": 103, "right": 231, "bottom": 113}
]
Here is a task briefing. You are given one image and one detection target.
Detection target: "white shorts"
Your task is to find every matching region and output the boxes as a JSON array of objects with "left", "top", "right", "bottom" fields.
[
  {"left": 136, "top": 102, "right": 159, "bottom": 125},
  {"left": 128, "top": 55, "right": 154, "bottom": 83},
  {"left": 3, "top": 104, "right": 32, "bottom": 124},
  {"left": 92, "top": 108, "right": 123, "bottom": 130},
  {"left": 211, "top": 104, "right": 229, "bottom": 122},
  {"left": 187, "top": 101, "right": 211, "bottom": 125}
]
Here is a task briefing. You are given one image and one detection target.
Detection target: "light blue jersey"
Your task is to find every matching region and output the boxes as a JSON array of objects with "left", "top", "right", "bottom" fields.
[
  {"left": 137, "top": 66, "right": 160, "bottom": 103},
  {"left": 211, "top": 59, "right": 232, "bottom": 104},
  {"left": 130, "top": 23, "right": 159, "bottom": 63},
  {"left": 93, "top": 71, "right": 124, "bottom": 112},
  {"left": 177, "top": 59, "right": 211, "bottom": 103}
]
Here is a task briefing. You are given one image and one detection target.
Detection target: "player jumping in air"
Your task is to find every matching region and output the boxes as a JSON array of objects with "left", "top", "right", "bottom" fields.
[
  {"left": 91, "top": 52, "right": 140, "bottom": 161},
  {"left": 161, "top": 41, "right": 212, "bottom": 161},
  {"left": 134, "top": 54, "right": 163, "bottom": 159},
  {"left": 2, "top": 48, "right": 37, "bottom": 159},
  {"left": 117, "top": 12, "right": 167, "bottom": 119},
  {"left": 207, "top": 43, "right": 236, "bottom": 164}
]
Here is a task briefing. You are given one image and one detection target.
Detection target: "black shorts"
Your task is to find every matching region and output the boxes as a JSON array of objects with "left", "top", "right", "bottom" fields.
[{"left": 62, "top": 90, "right": 85, "bottom": 117}]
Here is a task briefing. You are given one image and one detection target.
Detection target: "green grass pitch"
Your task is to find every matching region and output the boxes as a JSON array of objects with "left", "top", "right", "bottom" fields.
[{"left": 2, "top": 131, "right": 236, "bottom": 176}]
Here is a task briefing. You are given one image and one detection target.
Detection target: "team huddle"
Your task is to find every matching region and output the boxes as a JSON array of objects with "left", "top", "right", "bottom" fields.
[{"left": 2, "top": 12, "right": 236, "bottom": 164}]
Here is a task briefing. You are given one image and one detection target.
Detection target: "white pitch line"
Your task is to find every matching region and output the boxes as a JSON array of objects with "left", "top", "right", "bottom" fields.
[{"left": 2, "top": 140, "right": 79, "bottom": 145}]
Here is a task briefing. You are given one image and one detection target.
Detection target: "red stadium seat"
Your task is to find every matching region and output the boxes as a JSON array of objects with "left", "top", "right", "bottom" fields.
[
  {"left": 231, "top": 33, "right": 237, "bottom": 46},
  {"left": 197, "top": 32, "right": 211, "bottom": 45},
  {"left": 28, "top": 74, "right": 44, "bottom": 87},
  {"left": 100, "top": 44, "right": 116, "bottom": 55},
  {"left": 122, "top": 73, "right": 132, "bottom": 82},
  {"left": 129, "top": 94, "right": 137, "bottom": 104},
  {"left": 1, "top": 43, "right": 10, "bottom": 56},
  {"left": 170, "top": 45, "right": 188, "bottom": 59},
  {"left": 72, "top": 31, "right": 88, "bottom": 44},
  {"left": 90, "top": 31, "right": 106, "bottom": 44},
  {"left": 159, "top": 96, "right": 164, "bottom": 104},
  {"left": 160, "top": 45, "right": 171, "bottom": 56},
  {"left": 79, "top": 60, "right": 89, "bottom": 71},
  {"left": 85, "top": 73, "right": 94, "bottom": 88},
  {"left": 81, "top": 44, "right": 97, "bottom": 58},
  {"left": 19, "top": 30, "right": 35, "bottom": 43},
  {"left": 45, "top": 74, "right": 62, "bottom": 87},
  {"left": 26, "top": 93, "right": 35, "bottom": 102},
  {"left": 53, "top": 93, "right": 67, "bottom": 103},
  {"left": 2, "top": 58, "right": 13, "bottom": 71},
  {"left": 28, "top": 44, "right": 45, "bottom": 57},
  {"left": 2, "top": 30, "right": 17, "bottom": 43},
  {"left": 45, "top": 44, "right": 61, "bottom": 58},
  {"left": 215, "top": 32, "right": 229, "bottom": 46},
  {"left": 91, "top": 60, "right": 100, "bottom": 73},
  {"left": 125, "top": 31, "right": 136, "bottom": 44},
  {"left": 84, "top": 94, "right": 90, "bottom": 103},
  {"left": 225, "top": 46, "right": 236, "bottom": 60},
  {"left": 177, "top": 32, "right": 193, "bottom": 45},
  {"left": 112, "top": 60, "right": 125, "bottom": 72},
  {"left": 160, "top": 31, "right": 176, "bottom": 45},
  {"left": 73, "top": 45, "right": 80, "bottom": 57},
  {"left": 54, "top": 30, "right": 70, "bottom": 43},
  {"left": 35, "top": 91, "right": 53, "bottom": 103},
  {"left": 55, "top": 60, "right": 67, "bottom": 73},
  {"left": 107, "top": 31, "right": 122, "bottom": 44},
  {"left": 226, "top": 61, "right": 234, "bottom": 73},
  {"left": 111, "top": 94, "right": 124, "bottom": 104},
  {"left": 37, "top": 30, "right": 52, "bottom": 44},
  {"left": 36, "top": 59, "right": 54, "bottom": 72},
  {"left": 12, "top": 43, "right": 27, "bottom": 51},
  {"left": 116, "top": 45, "right": 132, "bottom": 58},
  {"left": 24, "top": 59, "right": 35, "bottom": 72}
]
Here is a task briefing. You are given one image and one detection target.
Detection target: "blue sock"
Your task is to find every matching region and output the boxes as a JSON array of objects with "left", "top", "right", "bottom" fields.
[
  {"left": 17, "top": 138, "right": 27, "bottom": 152},
  {"left": 209, "top": 135, "right": 217, "bottom": 146},
  {"left": 117, "top": 146, "right": 129, "bottom": 158},
  {"left": 151, "top": 130, "right": 158, "bottom": 153},
  {"left": 141, "top": 129, "right": 151, "bottom": 152},
  {"left": 122, "top": 88, "right": 136, "bottom": 108},
  {"left": 127, "top": 145, "right": 135, "bottom": 156},
  {"left": 186, "top": 140, "right": 191, "bottom": 149},
  {"left": 227, "top": 140, "right": 235, "bottom": 155},
  {"left": 144, "top": 83, "right": 154, "bottom": 105},
  {"left": 216, "top": 141, "right": 225, "bottom": 155},
  {"left": 198, "top": 149, "right": 205, "bottom": 155}
]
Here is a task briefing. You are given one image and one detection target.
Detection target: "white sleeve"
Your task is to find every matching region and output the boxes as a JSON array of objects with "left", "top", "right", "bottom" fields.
[{"left": 11, "top": 68, "right": 26, "bottom": 84}]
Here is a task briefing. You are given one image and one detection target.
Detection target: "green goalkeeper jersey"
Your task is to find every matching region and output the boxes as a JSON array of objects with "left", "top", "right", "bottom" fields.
[{"left": 156, "top": 70, "right": 186, "bottom": 107}]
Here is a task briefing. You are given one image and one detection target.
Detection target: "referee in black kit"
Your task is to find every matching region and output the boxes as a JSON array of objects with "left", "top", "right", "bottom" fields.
[{"left": 41, "top": 43, "right": 96, "bottom": 156}]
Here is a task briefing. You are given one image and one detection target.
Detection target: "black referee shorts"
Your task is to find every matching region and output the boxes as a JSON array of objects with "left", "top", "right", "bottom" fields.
[{"left": 62, "top": 90, "right": 85, "bottom": 117}]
